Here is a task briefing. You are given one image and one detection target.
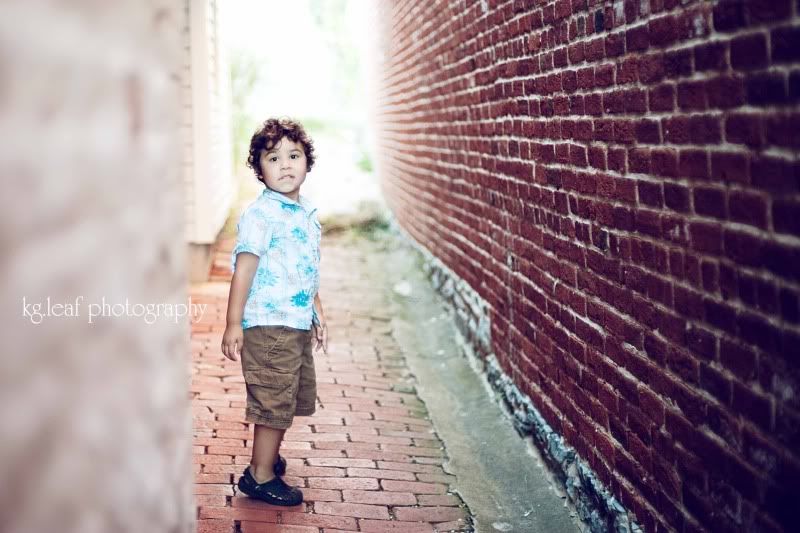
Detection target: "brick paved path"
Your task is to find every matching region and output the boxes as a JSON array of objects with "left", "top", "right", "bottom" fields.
[{"left": 191, "top": 229, "right": 474, "bottom": 533}]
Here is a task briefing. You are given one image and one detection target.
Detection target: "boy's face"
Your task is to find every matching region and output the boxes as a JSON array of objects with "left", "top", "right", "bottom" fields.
[{"left": 258, "top": 136, "right": 308, "bottom": 201}]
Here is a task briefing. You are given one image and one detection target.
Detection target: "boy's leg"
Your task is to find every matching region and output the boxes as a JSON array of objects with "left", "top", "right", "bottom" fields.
[{"left": 250, "top": 424, "right": 286, "bottom": 483}]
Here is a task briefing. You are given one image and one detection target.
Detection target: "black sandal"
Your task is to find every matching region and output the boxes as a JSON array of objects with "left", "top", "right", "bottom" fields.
[
  {"left": 237, "top": 465, "right": 303, "bottom": 506},
  {"left": 273, "top": 454, "right": 287, "bottom": 476}
]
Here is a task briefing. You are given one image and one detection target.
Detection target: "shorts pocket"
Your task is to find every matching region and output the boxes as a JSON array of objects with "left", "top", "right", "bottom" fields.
[
  {"left": 244, "top": 369, "right": 296, "bottom": 416},
  {"left": 262, "top": 326, "right": 288, "bottom": 355}
]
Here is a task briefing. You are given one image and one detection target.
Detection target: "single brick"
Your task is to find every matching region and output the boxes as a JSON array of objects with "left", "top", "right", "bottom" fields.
[
  {"left": 751, "top": 155, "right": 798, "bottom": 193},
  {"left": 603, "top": 90, "right": 625, "bottom": 114},
  {"left": 694, "top": 42, "right": 728, "bottom": 71},
  {"left": 623, "top": 89, "right": 648, "bottom": 113},
  {"left": 789, "top": 70, "right": 800, "bottom": 101},
  {"left": 688, "top": 115, "right": 722, "bottom": 144},
  {"left": 380, "top": 480, "right": 448, "bottom": 494},
  {"left": 726, "top": 229, "right": 767, "bottom": 270},
  {"left": 626, "top": 24, "right": 650, "bottom": 52},
  {"left": 630, "top": 148, "right": 652, "bottom": 174},
  {"left": 664, "top": 182, "right": 691, "bottom": 212},
  {"left": 663, "top": 49, "right": 693, "bottom": 78},
  {"left": 585, "top": 37, "right": 605, "bottom": 61},
  {"left": 746, "top": 72, "right": 787, "bottom": 106},
  {"left": 577, "top": 67, "right": 594, "bottom": 89},
  {"left": 706, "top": 76, "right": 745, "bottom": 109},
  {"left": 605, "top": 32, "right": 625, "bottom": 57},
  {"left": 773, "top": 198, "right": 800, "bottom": 236},
  {"left": 313, "top": 501, "right": 390, "bottom": 520},
  {"left": 713, "top": 1, "right": 746, "bottom": 32},
  {"left": 393, "top": 506, "right": 468, "bottom": 523},
  {"left": 649, "top": 84, "right": 675, "bottom": 112},
  {"left": 638, "top": 53, "right": 665, "bottom": 83},
  {"left": 678, "top": 81, "right": 707, "bottom": 110},
  {"left": 635, "top": 119, "right": 661, "bottom": 144},
  {"left": 637, "top": 178, "right": 662, "bottom": 205},
  {"left": 569, "top": 42, "right": 585, "bottom": 64},
  {"left": 595, "top": 63, "right": 615, "bottom": 87},
  {"left": 614, "top": 120, "right": 636, "bottom": 144},
  {"left": 594, "top": 119, "right": 614, "bottom": 141},
  {"left": 765, "top": 113, "right": 800, "bottom": 149},
  {"left": 725, "top": 113, "right": 763, "bottom": 147},
  {"left": 663, "top": 116, "right": 691, "bottom": 144},
  {"left": 693, "top": 186, "right": 726, "bottom": 218},
  {"left": 748, "top": 0, "right": 792, "bottom": 24},
  {"left": 711, "top": 151, "right": 750, "bottom": 184},
  {"left": 585, "top": 93, "right": 603, "bottom": 115},
  {"left": 608, "top": 148, "right": 627, "bottom": 173},
  {"left": 729, "top": 190, "right": 767, "bottom": 229},
  {"left": 679, "top": 149, "right": 710, "bottom": 179},
  {"left": 772, "top": 25, "right": 800, "bottom": 63},
  {"left": 649, "top": 15, "right": 678, "bottom": 47},
  {"left": 617, "top": 57, "right": 639, "bottom": 84},
  {"left": 730, "top": 33, "right": 768, "bottom": 70},
  {"left": 342, "top": 489, "right": 416, "bottom": 506},
  {"left": 359, "top": 520, "right": 435, "bottom": 532}
]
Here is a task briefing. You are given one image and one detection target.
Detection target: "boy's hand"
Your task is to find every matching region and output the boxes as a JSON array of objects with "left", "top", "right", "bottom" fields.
[
  {"left": 221, "top": 324, "right": 244, "bottom": 361},
  {"left": 313, "top": 322, "right": 328, "bottom": 354}
]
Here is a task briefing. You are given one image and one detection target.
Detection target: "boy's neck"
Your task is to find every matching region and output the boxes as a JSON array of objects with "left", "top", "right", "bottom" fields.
[{"left": 266, "top": 187, "right": 299, "bottom": 203}]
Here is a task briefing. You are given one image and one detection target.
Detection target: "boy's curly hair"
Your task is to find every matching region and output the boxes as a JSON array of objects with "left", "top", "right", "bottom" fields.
[{"left": 246, "top": 117, "right": 316, "bottom": 182}]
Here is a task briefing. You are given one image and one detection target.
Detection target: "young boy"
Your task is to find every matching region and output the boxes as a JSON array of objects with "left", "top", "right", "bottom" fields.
[{"left": 221, "top": 117, "right": 328, "bottom": 506}]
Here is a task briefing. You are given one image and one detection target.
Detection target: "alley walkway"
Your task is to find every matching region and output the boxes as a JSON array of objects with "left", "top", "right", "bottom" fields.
[{"left": 190, "top": 225, "right": 474, "bottom": 533}]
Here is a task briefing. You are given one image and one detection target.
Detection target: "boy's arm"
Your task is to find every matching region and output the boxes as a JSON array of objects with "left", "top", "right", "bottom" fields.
[
  {"left": 221, "top": 252, "right": 259, "bottom": 361},
  {"left": 312, "top": 292, "right": 326, "bottom": 325},
  {"left": 312, "top": 292, "right": 328, "bottom": 354}
]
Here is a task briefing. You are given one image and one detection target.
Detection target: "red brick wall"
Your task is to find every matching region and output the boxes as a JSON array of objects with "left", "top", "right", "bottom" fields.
[{"left": 376, "top": 1, "right": 799, "bottom": 531}]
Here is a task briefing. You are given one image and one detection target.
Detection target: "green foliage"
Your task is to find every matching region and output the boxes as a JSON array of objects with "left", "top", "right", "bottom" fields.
[
  {"left": 309, "top": 0, "right": 361, "bottom": 110},
  {"left": 356, "top": 149, "right": 373, "bottom": 172},
  {"left": 230, "top": 50, "right": 264, "bottom": 170},
  {"left": 306, "top": 2, "right": 375, "bottom": 175}
]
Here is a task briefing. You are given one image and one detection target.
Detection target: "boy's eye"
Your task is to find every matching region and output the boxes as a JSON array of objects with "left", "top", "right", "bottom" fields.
[{"left": 268, "top": 154, "right": 300, "bottom": 162}]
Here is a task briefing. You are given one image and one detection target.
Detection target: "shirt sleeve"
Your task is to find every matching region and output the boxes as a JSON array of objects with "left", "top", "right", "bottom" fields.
[
  {"left": 231, "top": 208, "right": 272, "bottom": 272},
  {"left": 313, "top": 216, "right": 322, "bottom": 262}
]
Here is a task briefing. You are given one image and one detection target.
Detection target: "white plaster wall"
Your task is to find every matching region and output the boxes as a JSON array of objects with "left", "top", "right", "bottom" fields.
[{"left": 183, "top": 0, "right": 234, "bottom": 245}]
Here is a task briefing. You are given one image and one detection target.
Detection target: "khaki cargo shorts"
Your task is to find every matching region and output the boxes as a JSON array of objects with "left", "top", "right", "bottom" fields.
[{"left": 241, "top": 325, "right": 317, "bottom": 429}]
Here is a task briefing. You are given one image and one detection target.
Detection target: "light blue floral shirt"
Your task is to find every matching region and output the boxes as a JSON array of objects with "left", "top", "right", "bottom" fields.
[{"left": 231, "top": 187, "right": 321, "bottom": 330}]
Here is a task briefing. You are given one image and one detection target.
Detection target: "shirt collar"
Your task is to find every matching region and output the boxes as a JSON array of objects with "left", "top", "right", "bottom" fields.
[{"left": 261, "top": 187, "right": 317, "bottom": 215}]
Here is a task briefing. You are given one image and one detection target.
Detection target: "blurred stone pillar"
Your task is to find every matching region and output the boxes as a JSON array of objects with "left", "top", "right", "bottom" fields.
[{"left": 0, "top": 2, "right": 194, "bottom": 532}]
